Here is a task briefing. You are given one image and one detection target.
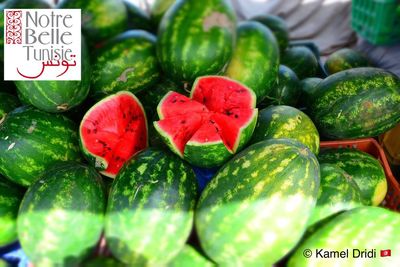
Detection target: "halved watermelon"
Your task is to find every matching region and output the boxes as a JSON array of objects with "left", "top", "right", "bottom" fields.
[
  {"left": 154, "top": 76, "right": 258, "bottom": 168},
  {"left": 79, "top": 91, "right": 148, "bottom": 178}
]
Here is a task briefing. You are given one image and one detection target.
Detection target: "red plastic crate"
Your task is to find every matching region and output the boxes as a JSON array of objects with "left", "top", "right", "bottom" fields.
[{"left": 320, "top": 138, "right": 400, "bottom": 211}]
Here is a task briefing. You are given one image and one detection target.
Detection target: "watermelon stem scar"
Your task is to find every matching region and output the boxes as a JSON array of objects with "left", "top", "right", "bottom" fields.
[
  {"left": 79, "top": 91, "right": 148, "bottom": 178},
  {"left": 154, "top": 76, "right": 258, "bottom": 168}
]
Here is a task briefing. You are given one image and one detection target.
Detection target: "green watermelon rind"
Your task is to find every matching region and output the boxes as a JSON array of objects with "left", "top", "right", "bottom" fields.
[
  {"left": 79, "top": 91, "right": 149, "bottom": 178},
  {"left": 17, "top": 163, "right": 106, "bottom": 266}
]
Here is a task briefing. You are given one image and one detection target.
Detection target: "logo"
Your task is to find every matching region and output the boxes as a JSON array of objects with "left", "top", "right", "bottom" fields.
[{"left": 4, "top": 9, "right": 81, "bottom": 80}]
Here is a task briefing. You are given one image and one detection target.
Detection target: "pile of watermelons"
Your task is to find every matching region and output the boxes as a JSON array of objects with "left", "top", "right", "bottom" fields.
[{"left": 1, "top": 0, "right": 400, "bottom": 266}]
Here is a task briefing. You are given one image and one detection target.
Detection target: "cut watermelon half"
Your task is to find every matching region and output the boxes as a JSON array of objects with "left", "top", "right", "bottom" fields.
[
  {"left": 80, "top": 91, "right": 148, "bottom": 178},
  {"left": 154, "top": 76, "right": 258, "bottom": 168}
]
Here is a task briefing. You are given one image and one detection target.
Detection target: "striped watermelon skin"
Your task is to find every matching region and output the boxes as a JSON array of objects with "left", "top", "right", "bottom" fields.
[
  {"left": 251, "top": 105, "right": 320, "bottom": 155},
  {"left": 0, "top": 93, "right": 19, "bottom": 122},
  {"left": 225, "top": 21, "right": 279, "bottom": 102},
  {"left": 263, "top": 65, "right": 300, "bottom": 106},
  {"left": 318, "top": 148, "right": 387, "bottom": 206},
  {"left": 0, "top": 177, "right": 24, "bottom": 246},
  {"left": 195, "top": 139, "right": 320, "bottom": 266},
  {"left": 324, "top": 48, "right": 370, "bottom": 75},
  {"left": 0, "top": 107, "right": 81, "bottom": 187},
  {"left": 17, "top": 162, "right": 106, "bottom": 266},
  {"left": 105, "top": 148, "right": 198, "bottom": 265},
  {"left": 91, "top": 30, "right": 160, "bottom": 99},
  {"left": 168, "top": 245, "right": 215, "bottom": 267},
  {"left": 308, "top": 163, "right": 364, "bottom": 227},
  {"left": 58, "top": 0, "right": 127, "bottom": 44},
  {"left": 310, "top": 68, "right": 400, "bottom": 139},
  {"left": 289, "top": 207, "right": 400, "bottom": 267},
  {"left": 15, "top": 39, "right": 91, "bottom": 113},
  {"left": 157, "top": 0, "right": 236, "bottom": 83}
]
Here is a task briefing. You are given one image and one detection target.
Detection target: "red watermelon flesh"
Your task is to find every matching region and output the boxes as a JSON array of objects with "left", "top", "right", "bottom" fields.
[
  {"left": 155, "top": 76, "right": 257, "bottom": 157},
  {"left": 155, "top": 113, "right": 204, "bottom": 154},
  {"left": 80, "top": 92, "right": 148, "bottom": 178},
  {"left": 158, "top": 92, "right": 208, "bottom": 119}
]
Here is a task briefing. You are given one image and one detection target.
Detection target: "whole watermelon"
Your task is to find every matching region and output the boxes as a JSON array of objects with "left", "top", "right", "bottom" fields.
[
  {"left": 289, "top": 207, "right": 400, "bottom": 267},
  {"left": 195, "top": 139, "right": 320, "bottom": 266},
  {"left": 250, "top": 14, "right": 290, "bottom": 52},
  {"left": 225, "top": 21, "right": 279, "bottom": 102},
  {"left": 309, "top": 67, "right": 400, "bottom": 139},
  {"left": 58, "top": 0, "right": 127, "bottom": 44},
  {"left": 91, "top": 30, "right": 160, "bottom": 99},
  {"left": 15, "top": 39, "right": 91, "bottom": 113},
  {"left": 324, "top": 48, "right": 370, "bottom": 75},
  {"left": 251, "top": 105, "right": 320, "bottom": 155},
  {"left": 157, "top": 0, "right": 236, "bottom": 84},
  {"left": 318, "top": 148, "right": 387, "bottom": 206},
  {"left": 263, "top": 65, "right": 300, "bottom": 106},
  {"left": 18, "top": 162, "right": 106, "bottom": 266},
  {"left": 0, "top": 177, "right": 24, "bottom": 246},
  {"left": 307, "top": 163, "right": 364, "bottom": 227},
  {"left": 105, "top": 148, "right": 198, "bottom": 265},
  {"left": 281, "top": 46, "right": 319, "bottom": 79},
  {"left": 0, "top": 106, "right": 81, "bottom": 186}
]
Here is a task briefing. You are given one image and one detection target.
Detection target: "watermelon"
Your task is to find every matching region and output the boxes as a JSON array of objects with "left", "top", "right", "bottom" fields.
[
  {"left": 168, "top": 245, "right": 215, "bottom": 267},
  {"left": 151, "top": 0, "right": 176, "bottom": 26},
  {"left": 157, "top": 0, "right": 236, "bottom": 84},
  {"left": 262, "top": 65, "right": 300, "bottom": 107},
  {"left": 124, "top": 0, "right": 155, "bottom": 33},
  {"left": 225, "top": 21, "right": 279, "bottom": 102},
  {"left": 309, "top": 68, "right": 400, "bottom": 139},
  {"left": 307, "top": 163, "right": 364, "bottom": 227},
  {"left": 289, "top": 207, "right": 400, "bottom": 267},
  {"left": 250, "top": 14, "right": 290, "bottom": 53},
  {"left": 251, "top": 105, "right": 320, "bottom": 155},
  {"left": 15, "top": 39, "right": 91, "bottom": 113},
  {"left": 318, "top": 148, "right": 387, "bottom": 206},
  {"left": 281, "top": 46, "right": 319, "bottom": 79},
  {"left": 18, "top": 162, "right": 106, "bottom": 266},
  {"left": 154, "top": 76, "right": 258, "bottom": 168},
  {"left": 195, "top": 139, "right": 320, "bottom": 266},
  {"left": 91, "top": 30, "right": 160, "bottom": 99},
  {"left": 0, "top": 106, "right": 81, "bottom": 186},
  {"left": 80, "top": 91, "right": 148, "bottom": 178},
  {"left": 0, "top": 93, "right": 19, "bottom": 123},
  {"left": 58, "top": 0, "right": 127, "bottom": 44},
  {"left": 324, "top": 48, "right": 370, "bottom": 75},
  {"left": 299, "top": 77, "right": 322, "bottom": 108},
  {"left": 105, "top": 148, "right": 198, "bottom": 265},
  {"left": 0, "top": 177, "right": 24, "bottom": 246}
]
